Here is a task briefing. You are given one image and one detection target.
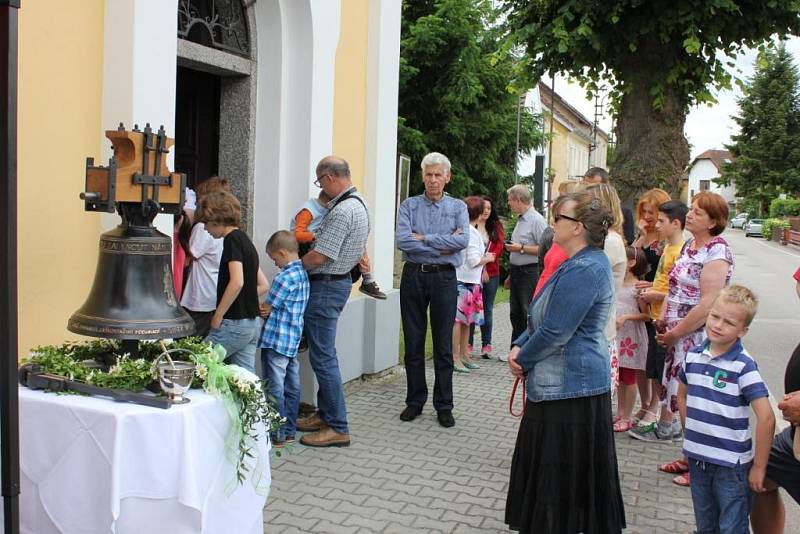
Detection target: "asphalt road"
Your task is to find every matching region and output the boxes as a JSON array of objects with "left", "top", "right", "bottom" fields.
[{"left": 724, "top": 228, "right": 800, "bottom": 399}]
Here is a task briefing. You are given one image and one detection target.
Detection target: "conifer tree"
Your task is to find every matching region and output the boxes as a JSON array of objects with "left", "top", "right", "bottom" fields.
[{"left": 721, "top": 43, "right": 800, "bottom": 212}]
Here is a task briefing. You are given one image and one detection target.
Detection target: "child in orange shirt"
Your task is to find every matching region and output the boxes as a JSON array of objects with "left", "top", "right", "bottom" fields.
[{"left": 290, "top": 191, "right": 386, "bottom": 299}]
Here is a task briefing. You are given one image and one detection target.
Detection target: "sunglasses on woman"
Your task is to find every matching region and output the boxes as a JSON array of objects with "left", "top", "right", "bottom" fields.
[{"left": 555, "top": 213, "right": 581, "bottom": 224}]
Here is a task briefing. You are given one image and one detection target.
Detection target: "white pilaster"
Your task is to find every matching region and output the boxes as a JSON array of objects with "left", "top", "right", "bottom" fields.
[
  {"left": 253, "top": 0, "right": 341, "bottom": 276},
  {"left": 100, "top": 0, "right": 178, "bottom": 237},
  {"left": 364, "top": 0, "right": 401, "bottom": 289}
]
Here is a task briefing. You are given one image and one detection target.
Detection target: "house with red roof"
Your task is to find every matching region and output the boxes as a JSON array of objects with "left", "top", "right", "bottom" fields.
[{"left": 686, "top": 149, "right": 737, "bottom": 205}]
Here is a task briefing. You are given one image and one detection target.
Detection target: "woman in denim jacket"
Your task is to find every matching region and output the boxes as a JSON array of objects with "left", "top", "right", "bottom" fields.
[{"left": 505, "top": 192, "right": 626, "bottom": 534}]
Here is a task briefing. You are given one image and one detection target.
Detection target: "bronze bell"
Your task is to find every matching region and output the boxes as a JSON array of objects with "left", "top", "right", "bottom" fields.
[{"left": 68, "top": 124, "right": 195, "bottom": 340}]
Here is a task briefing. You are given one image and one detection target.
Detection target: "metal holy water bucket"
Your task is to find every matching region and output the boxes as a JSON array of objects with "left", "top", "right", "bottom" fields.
[{"left": 154, "top": 351, "right": 195, "bottom": 404}]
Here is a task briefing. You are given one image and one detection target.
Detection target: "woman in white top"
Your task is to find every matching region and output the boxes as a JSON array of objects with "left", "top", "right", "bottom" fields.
[
  {"left": 180, "top": 177, "right": 230, "bottom": 337},
  {"left": 453, "top": 196, "right": 496, "bottom": 373},
  {"left": 581, "top": 183, "right": 628, "bottom": 390}
]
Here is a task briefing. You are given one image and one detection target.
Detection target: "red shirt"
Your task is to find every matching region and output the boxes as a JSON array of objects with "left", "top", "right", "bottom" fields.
[
  {"left": 172, "top": 231, "right": 186, "bottom": 300},
  {"left": 484, "top": 223, "right": 505, "bottom": 278},
  {"left": 534, "top": 243, "right": 568, "bottom": 297},
  {"left": 794, "top": 266, "right": 800, "bottom": 282}
]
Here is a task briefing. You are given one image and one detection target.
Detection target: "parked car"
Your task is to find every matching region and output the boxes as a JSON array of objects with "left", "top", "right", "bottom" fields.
[
  {"left": 730, "top": 213, "right": 749, "bottom": 229},
  {"left": 744, "top": 219, "right": 763, "bottom": 237}
]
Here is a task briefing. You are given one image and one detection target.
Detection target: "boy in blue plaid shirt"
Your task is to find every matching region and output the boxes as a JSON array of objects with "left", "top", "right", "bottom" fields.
[{"left": 259, "top": 230, "right": 310, "bottom": 446}]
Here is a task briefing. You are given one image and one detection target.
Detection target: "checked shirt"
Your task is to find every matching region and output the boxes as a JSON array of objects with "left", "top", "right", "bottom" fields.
[{"left": 258, "top": 259, "right": 310, "bottom": 358}]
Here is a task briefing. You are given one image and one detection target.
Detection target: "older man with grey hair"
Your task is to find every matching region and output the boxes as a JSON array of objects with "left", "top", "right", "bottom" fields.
[
  {"left": 296, "top": 155, "right": 369, "bottom": 448},
  {"left": 504, "top": 184, "right": 548, "bottom": 352},
  {"left": 396, "top": 152, "right": 469, "bottom": 428}
]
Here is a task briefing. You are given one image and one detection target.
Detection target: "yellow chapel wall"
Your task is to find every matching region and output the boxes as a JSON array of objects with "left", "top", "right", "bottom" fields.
[
  {"left": 548, "top": 120, "right": 571, "bottom": 195},
  {"left": 332, "top": 0, "right": 369, "bottom": 191},
  {"left": 17, "top": 1, "right": 105, "bottom": 357}
]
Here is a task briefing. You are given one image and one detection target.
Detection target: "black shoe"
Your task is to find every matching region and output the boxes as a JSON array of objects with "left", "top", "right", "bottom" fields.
[
  {"left": 400, "top": 405, "right": 423, "bottom": 422},
  {"left": 437, "top": 410, "right": 455, "bottom": 428},
  {"left": 359, "top": 281, "right": 387, "bottom": 300}
]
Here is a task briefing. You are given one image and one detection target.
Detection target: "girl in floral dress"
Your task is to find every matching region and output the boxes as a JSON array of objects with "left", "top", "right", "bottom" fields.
[
  {"left": 614, "top": 247, "right": 651, "bottom": 432},
  {"left": 653, "top": 192, "right": 734, "bottom": 486},
  {"left": 452, "top": 196, "right": 496, "bottom": 373}
]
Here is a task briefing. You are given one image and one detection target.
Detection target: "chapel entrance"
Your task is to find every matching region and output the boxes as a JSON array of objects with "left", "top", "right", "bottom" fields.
[{"left": 174, "top": 66, "right": 221, "bottom": 189}]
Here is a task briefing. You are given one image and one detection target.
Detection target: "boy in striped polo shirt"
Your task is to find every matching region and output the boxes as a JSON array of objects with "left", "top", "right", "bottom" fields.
[
  {"left": 259, "top": 230, "right": 310, "bottom": 447},
  {"left": 678, "top": 285, "right": 775, "bottom": 533}
]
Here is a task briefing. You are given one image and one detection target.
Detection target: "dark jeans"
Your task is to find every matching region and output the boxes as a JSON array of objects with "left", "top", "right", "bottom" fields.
[
  {"left": 509, "top": 264, "right": 539, "bottom": 344},
  {"left": 469, "top": 275, "right": 500, "bottom": 348},
  {"left": 400, "top": 263, "right": 458, "bottom": 412},
  {"left": 304, "top": 277, "right": 351, "bottom": 434},
  {"left": 689, "top": 459, "right": 752, "bottom": 534}
]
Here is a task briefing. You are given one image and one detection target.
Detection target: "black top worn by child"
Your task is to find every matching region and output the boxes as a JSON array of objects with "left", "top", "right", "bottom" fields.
[{"left": 217, "top": 229, "right": 260, "bottom": 319}]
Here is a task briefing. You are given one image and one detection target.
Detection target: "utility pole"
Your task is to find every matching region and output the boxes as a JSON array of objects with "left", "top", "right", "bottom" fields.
[{"left": 514, "top": 92, "right": 522, "bottom": 183}]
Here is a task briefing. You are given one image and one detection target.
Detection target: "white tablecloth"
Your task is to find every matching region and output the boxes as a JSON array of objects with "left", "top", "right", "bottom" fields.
[{"left": 17, "top": 387, "right": 270, "bottom": 534}]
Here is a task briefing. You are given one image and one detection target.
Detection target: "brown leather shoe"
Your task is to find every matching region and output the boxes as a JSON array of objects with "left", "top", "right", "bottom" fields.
[
  {"left": 299, "top": 427, "right": 351, "bottom": 448},
  {"left": 296, "top": 412, "right": 328, "bottom": 432}
]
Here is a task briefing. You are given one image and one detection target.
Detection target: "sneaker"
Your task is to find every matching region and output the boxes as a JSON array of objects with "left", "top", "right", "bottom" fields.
[
  {"left": 359, "top": 281, "right": 387, "bottom": 300},
  {"left": 627, "top": 421, "right": 673, "bottom": 443},
  {"left": 671, "top": 420, "right": 683, "bottom": 440},
  {"left": 498, "top": 353, "right": 508, "bottom": 362},
  {"left": 480, "top": 345, "right": 493, "bottom": 359}
]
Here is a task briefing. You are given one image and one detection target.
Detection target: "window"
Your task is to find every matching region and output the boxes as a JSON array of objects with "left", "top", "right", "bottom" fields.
[
  {"left": 177, "top": 0, "right": 250, "bottom": 58},
  {"left": 699, "top": 180, "right": 710, "bottom": 191}
]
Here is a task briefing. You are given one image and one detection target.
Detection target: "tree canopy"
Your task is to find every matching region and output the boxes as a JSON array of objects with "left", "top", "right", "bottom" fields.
[
  {"left": 504, "top": 0, "right": 800, "bottom": 202},
  {"left": 398, "top": 0, "right": 543, "bottom": 205},
  {"left": 720, "top": 43, "right": 800, "bottom": 212}
]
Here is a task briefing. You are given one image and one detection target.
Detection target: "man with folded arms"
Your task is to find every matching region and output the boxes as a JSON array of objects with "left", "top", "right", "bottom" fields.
[{"left": 396, "top": 152, "right": 469, "bottom": 428}]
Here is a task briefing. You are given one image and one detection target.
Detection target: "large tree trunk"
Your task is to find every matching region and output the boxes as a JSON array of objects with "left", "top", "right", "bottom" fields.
[{"left": 612, "top": 60, "right": 690, "bottom": 204}]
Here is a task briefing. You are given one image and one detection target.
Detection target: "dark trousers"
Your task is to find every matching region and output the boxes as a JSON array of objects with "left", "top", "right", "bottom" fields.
[
  {"left": 400, "top": 263, "right": 457, "bottom": 412},
  {"left": 509, "top": 264, "right": 539, "bottom": 344}
]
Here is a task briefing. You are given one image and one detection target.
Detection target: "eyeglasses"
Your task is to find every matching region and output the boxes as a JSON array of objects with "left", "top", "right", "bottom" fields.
[
  {"left": 554, "top": 212, "right": 581, "bottom": 224},
  {"left": 313, "top": 174, "right": 331, "bottom": 188}
]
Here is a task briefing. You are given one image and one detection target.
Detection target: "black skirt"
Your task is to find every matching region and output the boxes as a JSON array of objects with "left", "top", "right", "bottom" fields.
[{"left": 505, "top": 393, "right": 626, "bottom": 534}]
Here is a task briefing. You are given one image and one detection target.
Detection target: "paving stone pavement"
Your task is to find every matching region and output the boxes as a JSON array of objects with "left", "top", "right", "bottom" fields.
[{"left": 265, "top": 302, "right": 698, "bottom": 533}]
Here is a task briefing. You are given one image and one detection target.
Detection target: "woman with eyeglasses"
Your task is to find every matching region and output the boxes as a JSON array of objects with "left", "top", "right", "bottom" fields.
[{"left": 505, "top": 192, "right": 626, "bottom": 534}]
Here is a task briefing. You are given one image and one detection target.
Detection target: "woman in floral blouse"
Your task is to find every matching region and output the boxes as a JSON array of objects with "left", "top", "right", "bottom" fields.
[{"left": 654, "top": 191, "right": 734, "bottom": 486}]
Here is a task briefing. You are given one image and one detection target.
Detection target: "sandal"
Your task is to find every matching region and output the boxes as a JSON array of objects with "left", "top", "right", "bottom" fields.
[
  {"left": 612, "top": 415, "right": 621, "bottom": 424},
  {"left": 461, "top": 359, "right": 480, "bottom": 370},
  {"left": 658, "top": 459, "right": 689, "bottom": 474},
  {"left": 672, "top": 472, "right": 691, "bottom": 487},
  {"left": 613, "top": 419, "right": 633, "bottom": 432}
]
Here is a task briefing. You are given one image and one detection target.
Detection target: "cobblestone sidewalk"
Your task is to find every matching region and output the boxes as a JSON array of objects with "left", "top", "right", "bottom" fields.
[{"left": 265, "top": 302, "right": 698, "bottom": 533}]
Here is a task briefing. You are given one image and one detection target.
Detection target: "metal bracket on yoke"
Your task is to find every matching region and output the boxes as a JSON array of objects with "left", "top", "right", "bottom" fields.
[{"left": 132, "top": 124, "right": 172, "bottom": 207}]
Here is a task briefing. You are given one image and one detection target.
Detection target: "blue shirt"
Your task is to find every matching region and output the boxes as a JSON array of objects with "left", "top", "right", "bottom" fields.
[
  {"left": 513, "top": 246, "right": 614, "bottom": 401},
  {"left": 396, "top": 193, "right": 469, "bottom": 267},
  {"left": 679, "top": 340, "right": 769, "bottom": 468},
  {"left": 258, "top": 260, "right": 310, "bottom": 358}
]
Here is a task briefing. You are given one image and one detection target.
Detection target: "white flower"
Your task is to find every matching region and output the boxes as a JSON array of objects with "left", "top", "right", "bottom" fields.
[{"left": 196, "top": 365, "right": 208, "bottom": 380}]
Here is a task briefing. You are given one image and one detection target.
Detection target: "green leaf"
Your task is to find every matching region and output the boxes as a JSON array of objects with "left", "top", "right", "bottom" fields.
[{"left": 683, "top": 35, "right": 701, "bottom": 55}]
